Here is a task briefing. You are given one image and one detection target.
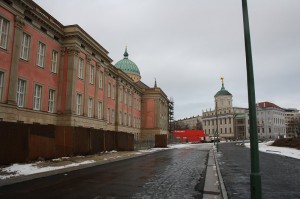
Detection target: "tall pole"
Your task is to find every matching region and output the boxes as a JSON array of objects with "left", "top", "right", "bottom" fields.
[
  {"left": 216, "top": 102, "right": 219, "bottom": 152},
  {"left": 241, "top": 0, "right": 262, "bottom": 198}
]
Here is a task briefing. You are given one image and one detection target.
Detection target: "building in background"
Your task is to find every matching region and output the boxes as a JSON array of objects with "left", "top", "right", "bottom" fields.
[
  {"left": 202, "top": 78, "right": 247, "bottom": 140},
  {"left": 284, "top": 108, "right": 299, "bottom": 138},
  {"left": 0, "top": 0, "right": 169, "bottom": 141},
  {"left": 245, "top": 102, "right": 286, "bottom": 140},
  {"left": 174, "top": 115, "right": 202, "bottom": 130}
]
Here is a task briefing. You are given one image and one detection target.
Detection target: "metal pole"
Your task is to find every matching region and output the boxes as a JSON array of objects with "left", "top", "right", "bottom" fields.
[
  {"left": 241, "top": 0, "right": 262, "bottom": 198},
  {"left": 215, "top": 101, "right": 219, "bottom": 152}
]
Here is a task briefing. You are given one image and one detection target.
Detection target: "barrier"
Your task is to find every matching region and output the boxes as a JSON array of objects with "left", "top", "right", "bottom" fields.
[{"left": 0, "top": 121, "right": 134, "bottom": 165}]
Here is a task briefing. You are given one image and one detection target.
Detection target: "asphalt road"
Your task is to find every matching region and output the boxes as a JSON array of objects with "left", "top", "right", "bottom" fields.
[
  {"left": 0, "top": 144, "right": 211, "bottom": 199},
  {"left": 217, "top": 142, "right": 300, "bottom": 199}
]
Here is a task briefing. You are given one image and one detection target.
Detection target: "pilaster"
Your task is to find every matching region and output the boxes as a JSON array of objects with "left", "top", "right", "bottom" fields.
[
  {"left": 83, "top": 55, "right": 91, "bottom": 117},
  {"left": 65, "top": 46, "right": 80, "bottom": 114},
  {"left": 7, "top": 15, "right": 24, "bottom": 105},
  {"left": 57, "top": 47, "right": 66, "bottom": 113}
]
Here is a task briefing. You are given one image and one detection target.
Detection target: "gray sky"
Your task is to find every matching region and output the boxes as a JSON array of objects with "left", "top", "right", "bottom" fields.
[{"left": 34, "top": 0, "right": 300, "bottom": 120}]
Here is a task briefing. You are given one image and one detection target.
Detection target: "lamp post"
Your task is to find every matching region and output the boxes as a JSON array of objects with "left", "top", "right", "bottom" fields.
[
  {"left": 241, "top": 0, "right": 262, "bottom": 198},
  {"left": 215, "top": 101, "right": 219, "bottom": 152}
]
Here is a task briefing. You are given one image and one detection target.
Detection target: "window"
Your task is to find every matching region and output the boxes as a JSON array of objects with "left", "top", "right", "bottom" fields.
[
  {"left": 78, "top": 58, "right": 84, "bottom": 79},
  {"left": 20, "top": 33, "right": 30, "bottom": 60},
  {"left": 112, "top": 85, "right": 115, "bottom": 100},
  {"left": 107, "top": 108, "right": 110, "bottom": 123},
  {"left": 128, "top": 114, "right": 131, "bottom": 126},
  {"left": 37, "top": 42, "right": 46, "bottom": 67},
  {"left": 88, "top": 98, "right": 93, "bottom": 117},
  {"left": 48, "top": 89, "right": 55, "bottom": 113},
  {"left": 112, "top": 109, "right": 115, "bottom": 124},
  {"left": 124, "top": 113, "right": 127, "bottom": 126},
  {"left": 51, "top": 50, "right": 58, "bottom": 73},
  {"left": 89, "top": 65, "right": 94, "bottom": 84},
  {"left": 107, "top": 82, "right": 111, "bottom": 98},
  {"left": 76, "top": 94, "right": 82, "bottom": 115},
  {"left": 99, "top": 71, "right": 103, "bottom": 88},
  {"left": 119, "top": 111, "right": 122, "bottom": 125},
  {"left": 0, "top": 71, "right": 4, "bottom": 101},
  {"left": 33, "top": 84, "right": 42, "bottom": 110},
  {"left": 17, "top": 79, "right": 26, "bottom": 107},
  {"left": 97, "top": 101, "right": 103, "bottom": 119},
  {"left": 0, "top": 17, "right": 9, "bottom": 49}
]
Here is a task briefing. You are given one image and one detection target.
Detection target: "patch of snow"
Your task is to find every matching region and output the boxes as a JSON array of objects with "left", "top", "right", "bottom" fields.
[
  {"left": 0, "top": 160, "right": 95, "bottom": 180},
  {"left": 244, "top": 142, "right": 300, "bottom": 160}
]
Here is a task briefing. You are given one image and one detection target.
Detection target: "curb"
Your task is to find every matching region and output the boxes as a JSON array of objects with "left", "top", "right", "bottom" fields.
[
  {"left": 213, "top": 148, "right": 228, "bottom": 199},
  {"left": 203, "top": 147, "right": 227, "bottom": 199}
]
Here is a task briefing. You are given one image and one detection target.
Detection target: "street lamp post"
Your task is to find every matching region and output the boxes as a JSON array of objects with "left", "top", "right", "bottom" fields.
[
  {"left": 241, "top": 0, "right": 262, "bottom": 198},
  {"left": 215, "top": 101, "right": 219, "bottom": 152}
]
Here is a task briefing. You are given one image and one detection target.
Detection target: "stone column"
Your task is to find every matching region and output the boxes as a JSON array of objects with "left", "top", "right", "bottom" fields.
[
  {"left": 7, "top": 16, "right": 24, "bottom": 105},
  {"left": 57, "top": 47, "right": 66, "bottom": 113},
  {"left": 65, "top": 46, "right": 80, "bottom": 114}
]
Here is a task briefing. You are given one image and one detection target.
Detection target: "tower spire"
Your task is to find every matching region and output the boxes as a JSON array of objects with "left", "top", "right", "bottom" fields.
[
  {"left": 124, "top": 45, "right": 129, "bottom": 58},
  {"left": 154, "top": 78, "right": 157, "bottom": 88},
  {"left": 221, "top": 76, "right": 225, "bottom": 89}
]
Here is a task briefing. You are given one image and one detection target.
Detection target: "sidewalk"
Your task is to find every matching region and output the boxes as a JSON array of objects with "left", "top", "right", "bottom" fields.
[
  {"left": 203, "top": 148, "right": 228, "bottom": 199},
  {"left": 0, "top": 145, "right": 227, "bottom": 198}
]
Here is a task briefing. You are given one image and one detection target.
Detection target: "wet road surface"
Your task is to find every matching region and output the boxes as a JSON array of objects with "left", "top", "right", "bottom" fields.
[
  {"left": 0, "top": 144, "right": 211, "bottom": 199},
  {"left": 217, "top": 142, "right": 300, "bottom": 199}
]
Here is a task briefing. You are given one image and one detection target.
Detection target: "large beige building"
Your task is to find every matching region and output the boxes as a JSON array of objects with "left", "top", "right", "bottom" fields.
[
  {"left": 202, "top": 78, "right": 247, "bottom": 140},
  {"left": 245, "top": 102, "right": 286, "bottom": 140}
]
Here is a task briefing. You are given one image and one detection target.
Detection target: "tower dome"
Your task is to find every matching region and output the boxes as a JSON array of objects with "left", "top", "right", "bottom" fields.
[
  {"left": 214, "top": 77, "right": 233, "bottom": 110},
  {"left": 115, "top": 47, "right": 141, "bottom": 82},
  {"left": 214, "top": 77, "right": 232, "bottom": 97}
]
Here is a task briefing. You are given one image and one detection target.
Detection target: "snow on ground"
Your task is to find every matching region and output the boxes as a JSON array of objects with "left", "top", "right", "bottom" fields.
[
  {"left": 244, "top": 141, "right": 300, "bottom": 160},
  {"left": 1, "top": 142, "right": 298, "bottom": 181},
  {"left": 0, "top": 160, "right": 96, "bottom": 180}
]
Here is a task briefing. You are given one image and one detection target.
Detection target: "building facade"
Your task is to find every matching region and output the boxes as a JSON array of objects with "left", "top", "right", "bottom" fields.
[
  {"left": 174, "top": 115, "right": 202, "bottom": 130},
  {"left": 0, "top": 0, "right": 169, "bottom": 141},
  {"left": 284, "top": 108, "right": 300, "bottom": 138},
  {"left": 245, "top": 102, "right": 286, "bottom": 140},
  {"left": 202, "top": 78, "right": 247, "bottom": 140}
]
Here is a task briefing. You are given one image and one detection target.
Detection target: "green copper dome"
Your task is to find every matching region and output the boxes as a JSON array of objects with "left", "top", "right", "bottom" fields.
[
  {"left": 214, "top": 79, "right": 232, "bottom": 97},
  {"left": 115, "top": 47, "right": 140, "bottom": 75}
]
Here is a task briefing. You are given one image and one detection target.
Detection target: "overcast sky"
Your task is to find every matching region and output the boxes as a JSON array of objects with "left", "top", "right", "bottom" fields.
[{"left": 33, "top": 0, "right": 300, "bottom": 120}]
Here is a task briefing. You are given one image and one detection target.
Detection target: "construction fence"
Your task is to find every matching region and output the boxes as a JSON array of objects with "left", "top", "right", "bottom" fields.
[{"left": 0, "top": 121, "right": 134, "bottom": 165}]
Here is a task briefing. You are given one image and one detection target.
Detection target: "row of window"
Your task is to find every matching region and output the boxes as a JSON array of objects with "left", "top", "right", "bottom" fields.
[
  {"left": 204, "top": 118, "right": 232, "bottom": 126},
  {"left": 16, "top": 78, "right": 56, "bottom": 112},
  {"left": 75, "top": 93, "right": 141, "bottom": 128},
  {"left": 257, "top": 127, "right": 285, "bottom": 134},
  {"left": 0, "top": 16, "right": 59, "bottom": 73},
  {"left": 205, "top": 127, "right": 232, "bottom": 135},
  {"left": 20, "top": 33, "right": 58, "bottom": 72}
]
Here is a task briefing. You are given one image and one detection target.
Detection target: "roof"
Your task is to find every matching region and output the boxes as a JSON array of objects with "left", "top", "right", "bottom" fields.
[
  {"left": 214, "top": 83, "right": 232, "bottom": 97},
  {"left": 115, "top": 47, "right": 140, "bottom": 75},
  {"left": 135, "top": 81, "right": 150, "bottom": 89},
  {"left": 256, "top": 102, "right": 282, "bottom": 109}
]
